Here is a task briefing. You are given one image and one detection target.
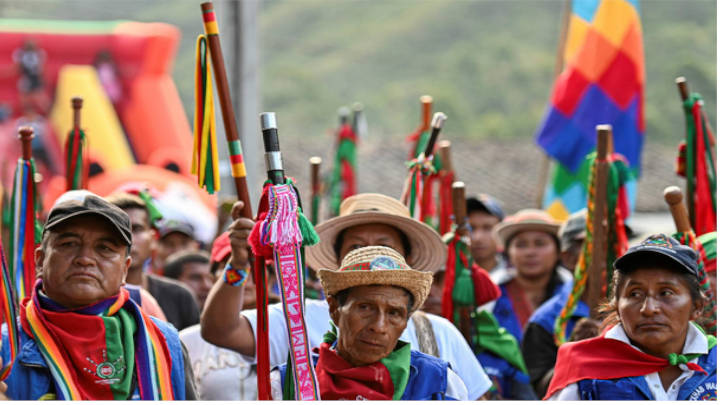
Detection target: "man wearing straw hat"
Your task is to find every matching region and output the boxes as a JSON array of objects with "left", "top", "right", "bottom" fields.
[
  {"left": 271, "top": 245, "right": 468, "bottom": 399},
  {"left": 202, "top": 193, "right": 492, "bottom": 399}
]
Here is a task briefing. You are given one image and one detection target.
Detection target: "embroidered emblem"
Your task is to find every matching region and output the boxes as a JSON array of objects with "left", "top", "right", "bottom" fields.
[
  {"left": 83, "top": 349, "right": 126, "bottom": 385},
  {"left": 642, "top": 234, "right": 673, "bottom": 249},
  {"left": 369, "top": 256, "right": 399, "bottom": 270},
  {"left": 689, "top": 382, "right": 716, "bottom": 401}
]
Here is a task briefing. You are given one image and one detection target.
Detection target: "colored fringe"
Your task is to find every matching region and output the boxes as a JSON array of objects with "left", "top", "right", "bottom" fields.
[
  {"left": 328, "top": 123, "right": 357, "bottom": 217},
  {"left": 0, "top": 242, "right": 18, "bottom": 380},
  {"left": 682, "top": 94, "right": 716, "bottom": 235},
  {"left": 8, "top": 158, "right": 41, "bottom": 304},
  {"left": 64, "top": 128, "right": 88, "bottom": 190},
  {"left": 192, "top": 35, "right": 221, "bottom": 194},
  {"left": 675, "top": 231, "right": 716, "bottom": 335}
]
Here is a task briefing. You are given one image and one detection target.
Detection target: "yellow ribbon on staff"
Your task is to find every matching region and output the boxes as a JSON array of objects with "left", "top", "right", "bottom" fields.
[{"left": 192, "top": 35, "right": 221, "bottom": 193}]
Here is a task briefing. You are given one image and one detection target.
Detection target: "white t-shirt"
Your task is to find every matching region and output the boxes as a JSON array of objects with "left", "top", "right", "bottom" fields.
[
  {"left": 179, "top": 324, "right": 258, "bottom": 400},
  {"left": 241, "top": 299, "right": 491, "bottom": 399},
  {"left": 548, "top": 322, "right": 709, "bottom": 400},
  {"left": 269, "top": 360, "right": 468, "bottom": 400}
]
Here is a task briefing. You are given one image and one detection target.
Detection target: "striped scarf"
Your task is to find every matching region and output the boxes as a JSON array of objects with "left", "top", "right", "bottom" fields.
[{"left": 19, "top": 280, "right": 174, "bottom": 400}]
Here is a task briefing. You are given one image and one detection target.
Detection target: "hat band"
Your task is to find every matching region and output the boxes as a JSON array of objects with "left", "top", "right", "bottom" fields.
[{"left": 339, "top": 256, "right": 406, "bottom": 272}]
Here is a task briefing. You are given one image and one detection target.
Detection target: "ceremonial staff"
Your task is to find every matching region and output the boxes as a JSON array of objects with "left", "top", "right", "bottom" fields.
[
  {"left": 437, "top": 140, "right": 455, "bottom": 235},
  {"left": 663, "top": 186, "right": 716, "bottom": 334},
  {"left": 408, "top": 95, "right": 433, "bottom": 158},
  {"left": 449, "top": 181, "right": 473, "bottom": 342},
  {"left": 249, "top": 113, "right": 320, "bottom": 400},
  {"left": 65, "top": 97, "right": 88, "bottom": 190},
  {"left": 309, "top": 156, "right": 322, "bottom": 225},
  {"left": 200, "top": 1, "right": 252, "bottom": 218}
]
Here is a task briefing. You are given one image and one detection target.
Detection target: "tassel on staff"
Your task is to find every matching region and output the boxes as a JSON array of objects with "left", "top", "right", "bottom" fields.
[
  {"left": 192, "top": 34, "right": 221, "bottom": 194},
  {"left": 0, "top": 241, "right": 18, "bottom": 380},
  {"left": 65, "top": 97, "right": 89, "bottom": 191}
]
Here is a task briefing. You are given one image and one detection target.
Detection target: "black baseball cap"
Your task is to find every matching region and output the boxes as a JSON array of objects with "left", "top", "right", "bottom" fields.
[
  {"left": 44, "top": 190, "right": 132, "bottom": 246},
  {"left": 613, "top": 233, "right": 698, "bottom": 278},
  {"left": 466, "top": 193, "right": 505, "bottom": 221},
  {"left": 157, "top": 218, "right": 195, "bottom": 239}
]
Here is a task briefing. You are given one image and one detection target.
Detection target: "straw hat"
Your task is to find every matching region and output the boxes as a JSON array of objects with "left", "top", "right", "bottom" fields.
[
  {"left": 306, "top": 193, "right": 446, "bottom": 272},
  {"left": 317, "top": 246, "right": 432, "bottom": 312},
  {"left": 493, "top": 209, "right": 561, "bottom": 248}
]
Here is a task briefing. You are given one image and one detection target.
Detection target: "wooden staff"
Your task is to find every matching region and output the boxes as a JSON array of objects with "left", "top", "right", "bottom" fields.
[
  {"left": 200, "top": 1, "right": 252, "bottom": 219},
  {"left": 410, "top": 95, "right": 433, "bottom": 157},
  {"left": 663, "top": 186, "right": 692, "bottom": 233},
  {"left": 676, "top": 76, "right": 716, "bottom": 167},
  {"left": 309, "top": 156, "right": 322, "bottom": 224},
  {"left": 451, "top": 180, "right": 474, "bottom": 342},
  {"left": 586, "top": 125, "right": 611, "bottom": 318},
  {"left": 438, "top": 140, "right": 453, "bottom": 174},
  {"left": 351, "top": 102, "right": 363, "bottom": 136},
  {"left": 19, "top": 127, "right": 34, "bottom": 162},
  {"left": 72, "top": 97, "right": 83, "bottom": 130}
]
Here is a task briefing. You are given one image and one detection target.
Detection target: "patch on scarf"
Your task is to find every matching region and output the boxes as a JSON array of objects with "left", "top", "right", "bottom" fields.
[
  {"left": 83, "top": 349, "right": 127, "bottom": 385},
  {"left": 689, "top": 382, "right": 716, "bottom": 401}
]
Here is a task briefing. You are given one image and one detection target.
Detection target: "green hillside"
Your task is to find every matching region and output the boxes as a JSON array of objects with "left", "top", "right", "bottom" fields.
[{"left": 1, "top": 0, "right": 715, "bottom": 146}]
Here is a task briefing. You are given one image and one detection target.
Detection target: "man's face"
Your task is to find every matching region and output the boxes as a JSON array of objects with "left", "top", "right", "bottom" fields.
[
  {"left": 468, "top": 211, "right": 500, "bottom": 264},
  {"left": 338, "top": 223, "right": 406, "bottom": 264},
  {"left": 178, "top": 261, "right": 213, "bottom": 308},
  {"left": 422, "top": 271, "right": 445, "bottom": 316},
  {"left": 158, "top": 232, "right": 199, "bottom": 268},
  {"left": 617, "top": 267, "right": 701, "bottom": 358},
  {"left": 36, "top": 215, "right": 130, "bottom": 309},
  {"left": 125, "top": 208, "right": 155, "bottom": 271},
  {"left": 329, "top": 285, "right": 409, "bottom": 366},
  {"left": 560, "top": 237, "right": 584, "bottom": 271}
]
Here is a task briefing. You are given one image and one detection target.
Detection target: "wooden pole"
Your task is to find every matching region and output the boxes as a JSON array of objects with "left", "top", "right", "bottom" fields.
[
  {"left": 663, "top": 186, "right": 692, "bottom": 233},
  {"left": 410, "top": 95, "right": 433, "bottom": 157},
  {"left": 72, "top": 97, "right": 83, "bottom": 130},
  {"left": 19, "top": 127, "right": 34, "bottom": 161},
  {"left": 309, "top": 156, "right": 322, "bottom": 224},
  {"left": 438, "top": 140, "right": 453, "bottom": 174},
  {"left": 451, "top": 181, "right": 473, "bottom": 343},
  {"left": 535, "top": 0, "right": 572, "bottom": 209},
  {"left": 201, "top": 1, "right": 252, "bottom": 219},
  {"left": 586, "top": 125, "right": 611, "bottom": 318}
]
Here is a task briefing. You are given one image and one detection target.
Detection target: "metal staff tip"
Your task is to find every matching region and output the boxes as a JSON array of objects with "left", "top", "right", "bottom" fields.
[
  {"left": 431, "top": 112, "right": 447, "bottom": 129},
  {"left": 260, "top": 112, "right": 277, "bottom": 130}
]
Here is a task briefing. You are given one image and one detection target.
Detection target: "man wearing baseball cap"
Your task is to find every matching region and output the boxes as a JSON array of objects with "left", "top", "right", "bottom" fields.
[
  {"left": 202, "top": 193, "right": 492, "bottom": 399},
  {"left": 466, "top": 194, "right": 506, "bottom": 275},
  {"left": 1, "top": 191, "right": 195, "bottom": 400}
]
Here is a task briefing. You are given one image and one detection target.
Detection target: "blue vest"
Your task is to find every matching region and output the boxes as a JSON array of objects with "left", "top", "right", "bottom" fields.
[
  {"left": 527, "top": 282, "right": 589, "bottom": 339},
  {"left": 476, "top": 351, "right": 536, "bottom": 399},
  {"left": 575, "top": 346, "right": 717, "bottom": 400},
  {"left": 279, "top": 349, "right": 456, "bottom": 400},
  {"left": 1, "top": 316, "right": 187, "bottom": 400},
  {"left": 493, "top": 279, "right": 571, "bottom": 344}
]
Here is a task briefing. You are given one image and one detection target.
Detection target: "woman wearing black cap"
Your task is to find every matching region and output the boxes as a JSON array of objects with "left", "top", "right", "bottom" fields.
[{"left": 545, "top": 234, "right": 717, "bottom": 400}]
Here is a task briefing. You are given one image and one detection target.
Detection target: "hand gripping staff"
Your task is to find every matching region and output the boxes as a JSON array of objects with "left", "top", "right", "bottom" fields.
[
  {"left": 400, "top": 112, "right": 447, "bottom": 220},
  {"left": 247, "top": 113, "right": 321, "bottom": 400}
]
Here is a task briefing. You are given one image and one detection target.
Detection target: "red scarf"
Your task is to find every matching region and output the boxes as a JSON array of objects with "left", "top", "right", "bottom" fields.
[
  {"left": 545, "top": 328, "right": 711, "bottom": 399},
  {"left": 315, "top": 342, "right": 394, "bottom": 400}
]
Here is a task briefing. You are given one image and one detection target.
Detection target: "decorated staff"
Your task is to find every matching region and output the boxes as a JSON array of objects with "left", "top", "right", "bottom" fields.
[
  {"left": 675, "top": 77, "right": 716, "bottom": 235},
  {"left": 9, "top": 127, "right": 42, "bottom": 304},
  {"left": 664, "top": 186, "right": 716, "bottom": 334},
  {"left": 197, "top": 2, "right": 252, "bottom": 216},
  {"left": 328, "top": 107, "right": 357, "bottom": 216},
  {"left": 309, "top": 156, "right": 322, "bottom": 225},
  {"left": 554, "top": 125, "right": 629, "bottom": 345},
  {"left": 248, "top": 113, "right": 320, "bottom": 400},
  {"left": 64, "top": 97, "right": 88, "bottom": 190},
  {"left": 400, "top": 112, "right": 447, "bottom": 220},
  {"left": 437, "top": 140, "right": 455, "bottom": 235},
  {"left": 0, "top": 241, "right": 18, "bottom": 380},
  {"left": 406, "top": 95, "right": 433, "bottom": 159}
]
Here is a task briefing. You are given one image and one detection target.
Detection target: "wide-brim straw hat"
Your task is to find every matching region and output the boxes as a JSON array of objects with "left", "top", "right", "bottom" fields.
[
  {"left": 306, "top": 193, "right": 446, "bottom": 272},
  {"left": 317, "top": 246, "right": 432, "bottom": 312},
  {"left": 493, "top": 209, "right": 561, "bottom": 248}
]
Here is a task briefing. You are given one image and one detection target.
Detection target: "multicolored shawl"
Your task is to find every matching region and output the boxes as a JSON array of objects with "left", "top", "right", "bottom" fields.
[
  {"left": 285, "top": 325, "right": 410, "bottom": 400},
  {"left": 328, "top": 121, "right": 357, "bottom": 217},
  {"left": 19, "top": 280, "right": 174, "bottom": 400},
  {"left": 545, "top": 324, "right": 716, "bottom": 399},
  {"left": 678, "top": 93, "right": 716, "bottom": 235},
  {"left": 554, "top": 151, "right": 629, "bottom": 346},
  {"left": 8, "top": 156, "right": 42, "bottom": 303},
  {"left": 249, "top": 178, "right": 320, "bottom": 400},
  {"left": 191, "top": 34, "right": 221, "bottom": 194},
  {"left": 0, "top": 241, "right": 18, "bottom": 380},
  {"left": 674, "top": 231, "right": 716, "bottom": 335},
  {"left": 64, "top": 126, "right": 88, "bottom": 190}
]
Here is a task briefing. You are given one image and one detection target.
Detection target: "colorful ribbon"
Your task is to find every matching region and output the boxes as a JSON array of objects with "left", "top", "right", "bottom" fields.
[
  {"left": 329, "top": 122, "right": 357, "bottom": 216},
  {"left": 9, "top": 158, "right": 41, "bottom": 304},
  {"left": 0, "top": 241, "right": 18, "bottom": 380},
  {"left": 192, "top": 34, "right": 221, "bottom": 194},
  {"left": 64, "top": 127, "right": 88, "bottom": 191}
]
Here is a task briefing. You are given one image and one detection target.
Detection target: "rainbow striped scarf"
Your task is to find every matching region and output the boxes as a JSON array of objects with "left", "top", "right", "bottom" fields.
[{"left": 19, "top": 280, "right": 174, "bottom": 400}]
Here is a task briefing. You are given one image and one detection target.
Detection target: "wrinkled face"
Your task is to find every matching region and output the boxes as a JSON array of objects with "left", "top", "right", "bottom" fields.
[
  {"left": 158, "top": 232, "right": 199, "bottom": 267},
  {"left": 125, "top": 208, "right": 155, "bottom": 271},
  {"left": 37, "top": 215, "right": 130, "bottom": 309},
  {"left": 178, "top": 261, "right": 213, "bottom": 308},
  {"left": 507, "top": 230, "right": 558, "bottom": 279},
  {"left": 469, "top": 211, "right": 500, "bottom": 263},
  {"left": 338, "top": 223, "right": 406, "bottom": 264},
  {"left": 329, "top": 285, "right": 409, "bottom": 366},
  {"left": 618, "top": 267, "right": 701, "bottom": 358}
]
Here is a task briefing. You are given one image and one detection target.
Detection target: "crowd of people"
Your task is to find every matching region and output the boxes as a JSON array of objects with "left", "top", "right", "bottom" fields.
[{"left": 0, "top": 182, "right": 716, "bottom": 401}]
